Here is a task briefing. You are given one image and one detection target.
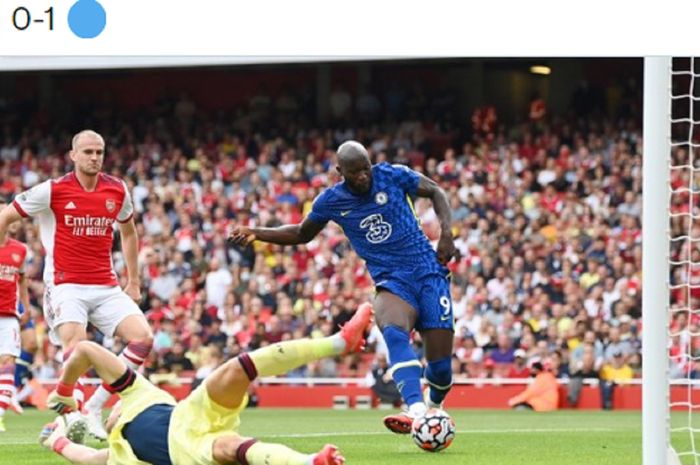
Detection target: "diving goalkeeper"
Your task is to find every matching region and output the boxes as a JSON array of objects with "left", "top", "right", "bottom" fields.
[{"left": 40, "top": 303, "right": 374, "bottom": 465}]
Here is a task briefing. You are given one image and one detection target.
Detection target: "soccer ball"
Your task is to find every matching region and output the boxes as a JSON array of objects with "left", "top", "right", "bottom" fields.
[{"left": 411, "top": 408, "right": 456, "bottom": 452}]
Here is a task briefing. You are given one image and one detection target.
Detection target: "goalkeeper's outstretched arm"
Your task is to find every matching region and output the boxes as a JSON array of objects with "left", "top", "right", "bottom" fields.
[
  {"left": 62, "top": 341, "right": 128, "bottom": 386},
  {"left": 45, "top": 438, "right": 109, "bottom": 465}
]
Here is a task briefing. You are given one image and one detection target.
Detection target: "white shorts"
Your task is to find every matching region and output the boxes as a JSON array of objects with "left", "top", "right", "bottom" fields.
[
  {"left": 44, "top": 284, "right": 143, "bottom": 345},
  {"left": 0, "top": 317, "right": 21, "bottom": 357}
]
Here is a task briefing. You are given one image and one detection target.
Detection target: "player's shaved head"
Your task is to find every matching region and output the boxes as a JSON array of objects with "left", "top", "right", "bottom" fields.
[
  {"left": 337, "top": 140, "right": 370, "bottom": 168},
  {"left": 71, "top": 129, "right": 105, "bottom": 179},
  {"left": 72, "top": 129, "right": 104, "bottom": 150},
  {"left": 336, "top": 140, "right": 373, "bottom": 195}
]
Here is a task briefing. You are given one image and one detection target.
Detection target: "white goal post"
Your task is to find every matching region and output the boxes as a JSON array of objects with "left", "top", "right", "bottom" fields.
[{"left": 642, "top": 56, "right": 671, "bottom": 465}]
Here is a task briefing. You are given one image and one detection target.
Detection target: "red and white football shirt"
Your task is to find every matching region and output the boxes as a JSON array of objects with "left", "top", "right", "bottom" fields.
[
  {"left": 0, "top": 238, "right": 27, "bottom": 316},
  {"left": 13, "top": 172, "right": 134, "bottom": 286}
]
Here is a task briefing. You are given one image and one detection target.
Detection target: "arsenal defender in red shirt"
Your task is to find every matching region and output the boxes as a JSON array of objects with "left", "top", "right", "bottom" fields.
[
  {"left": 0, "top": 202, "right": 30, "bottom": 432},
  {"left": 0, "top": 130, "right": 153, "bottom": 440}
]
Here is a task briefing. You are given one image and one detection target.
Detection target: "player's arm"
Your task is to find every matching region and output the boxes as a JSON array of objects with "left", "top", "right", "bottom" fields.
[
  {"left": 229, "top": 217, "right": 325, "bottom": 246},
  {"left": 47, "top": 341, "right": 129, "bottom": 414},
  {"left": 0, "top": 203, "right": 22, "bottom": 246},
  {"left": 18, "top": 273, "right": 31, "bottom": 327},
  {"left": 46, "top": 440, "right": 109, "bottom": 465},
  {"left": 414, "top": 173, "right": 456, "bottom": 264},
  {"left": 118, "top": 219, "right": 141, "bottom": 302}
]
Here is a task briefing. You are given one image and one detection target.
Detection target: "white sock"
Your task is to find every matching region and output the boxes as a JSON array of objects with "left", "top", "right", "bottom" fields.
[
  {"left": 408, "top": 402, "right": 427, "bottom": 418},
  {"left": 16, "top": 384, "right": 33, "bottom": 402},
  {"left": 85, "top": 386, "right": 110, "bottom": 412},
  {"left": 87, "top": 350, "right": 144, "bottom": 412}
]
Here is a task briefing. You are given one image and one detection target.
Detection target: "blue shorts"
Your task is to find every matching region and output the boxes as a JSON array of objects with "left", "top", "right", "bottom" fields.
[
  {"left": 375, "top": 266, "right": 454, "bottom": 331},
  {"left": 123, "top": 403, "right": 173, "bottom": 465}
]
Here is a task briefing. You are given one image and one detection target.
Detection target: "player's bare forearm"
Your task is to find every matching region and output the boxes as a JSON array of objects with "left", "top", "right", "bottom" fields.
[
  {"left": 119, "top": 219, "right": 141, "bottom": 286},
  {"left": 0, "top": 204, "right": 22, "bottom": 245},
  {"left": 56, "top": 443, "right": 109, "bottom": 465},
  {"left": 62, "top": 341, "right": 126, "bottom": 386},
  {"left": 415, "top": 174, "right": 452, "bottom": 234},
  {"left": 252, "top": 224, "right": 308, "bottom": 245},
  {"left": 415, "top": 174, "right": 455, "bottom": 263},
  {"left": 230, "top": 218, "right": 324, "bottom": 246},
  {"left": 431, "top": 188, "right": 453, "bottom": 237},
  {"left": 19, "top": 274, "right": 31, "bottom": 325}
]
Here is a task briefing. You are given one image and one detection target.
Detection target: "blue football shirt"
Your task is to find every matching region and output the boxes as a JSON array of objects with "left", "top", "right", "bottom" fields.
[{"left": 307, "top": 163, "right": 442, "bottom": 280}]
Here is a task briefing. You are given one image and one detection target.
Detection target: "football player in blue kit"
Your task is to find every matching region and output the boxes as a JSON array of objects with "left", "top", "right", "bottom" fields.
[{"left": 229, "top": 140, "right": 457, "bottom": 434}]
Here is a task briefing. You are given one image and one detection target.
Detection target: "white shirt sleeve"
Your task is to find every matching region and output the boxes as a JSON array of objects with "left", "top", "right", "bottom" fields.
[
  {"left": 117, "top": 181, "right": 134, "bottom": 223},
  {"left": 13, "top": 180, "right": 51, "bottom": 217}
]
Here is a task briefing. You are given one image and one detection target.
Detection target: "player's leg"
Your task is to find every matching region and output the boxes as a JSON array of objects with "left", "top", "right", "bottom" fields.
[
  {"left": 421, "top": 329, "right": 454, "bottom": 407},
  {"left": 16, "top": 324, "right": 38, "bottom": 384},
  {"left": 199, "top": 303, "right": 371, "bottom": 465},
  {"left": 13, "top": 320, "right": 38, "bottom": 412},
  {"left": 418, "top": 274, "right": 455, "bottom": 409},
  {"left": 0, "top": 354, "right": 16, "bottom": 432},
  {"left": 206, "top": 301, "right": 373, "bottom": 409},
  {"left": 0, "top": 316, "right": 21, "bottom": 431},
  {"left": 374, "top": 290, "right": 425, "bottom": 434},
  {"left": 84, "top": 289, "right": 153, "bottom": 439},
  {"left": 48, "top": 340, "right": 132, "bottom": 413},
  {"left": 55, "top": 322, "right": 89, "bottom": 412},
  {"left": 212, "top": 434, "right": 344, "bottom": 465},
  {"left": 44, "top": 341, "right": 138, "bottom": 461},
  {"left": 45, "top": 283, "right": 91, "bottom": 411}
]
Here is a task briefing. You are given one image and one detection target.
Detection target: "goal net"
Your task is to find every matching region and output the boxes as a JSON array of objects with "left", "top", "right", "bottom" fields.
[
  {"left": 657, "top": 57, "right": 700, "bottom": 465},
  {"left": 669, "top": 56, "right": 700, "bottom": 465}
]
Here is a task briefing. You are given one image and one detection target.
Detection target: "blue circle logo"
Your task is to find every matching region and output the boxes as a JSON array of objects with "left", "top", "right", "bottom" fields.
[{"left": 68, "top": 0, "right": 106, "bottom": 39}]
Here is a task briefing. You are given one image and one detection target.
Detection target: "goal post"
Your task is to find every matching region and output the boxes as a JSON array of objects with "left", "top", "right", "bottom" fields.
[{"left": 642, "top": 56, "right": 671, "bottom": 465}]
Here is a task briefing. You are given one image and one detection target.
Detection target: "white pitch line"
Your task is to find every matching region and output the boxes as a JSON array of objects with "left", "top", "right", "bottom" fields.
[
  {"left": 0, "top": 440, "right": 42, "bottom": 445},
  {"left": 0, "top": 427, "right": 629, "bottom": 445},
  {"left": 262, "top": 427, "right": 622, "bottom": 438}
]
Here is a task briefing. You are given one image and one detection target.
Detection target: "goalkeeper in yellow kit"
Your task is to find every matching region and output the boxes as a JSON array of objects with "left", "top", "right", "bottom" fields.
[{"left": 40, "top": 303, "right": 374, "bottom": 465}]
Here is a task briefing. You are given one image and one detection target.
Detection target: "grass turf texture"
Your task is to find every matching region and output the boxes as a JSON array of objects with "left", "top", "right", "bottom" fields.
[{"left": 0, "top": 408, "right": 689, "bottom": 465}]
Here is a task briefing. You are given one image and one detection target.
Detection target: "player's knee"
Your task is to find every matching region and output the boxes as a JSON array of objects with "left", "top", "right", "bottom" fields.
[
  {"left": 127, "top": 337, "right": 153, "bottom": 353},
  {"left": 213, "top": 435, "right": 255, "bottom": 464},
  {"left": 61, "top": 334, "right": 87, "bottom": 352},
  {"left": 219, "top": 357, "right": 249, "bottom": 385},
  {"left": 62, "top": 337, "right": 90, "bottom": 359},
  {"left": 426, "top": 356, "right": 453, "bottom": 387}
]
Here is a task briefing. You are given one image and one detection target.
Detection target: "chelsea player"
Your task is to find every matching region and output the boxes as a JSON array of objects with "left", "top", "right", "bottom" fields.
[{"left": 230, "top": 140, "right": 456, "bottom": 434}]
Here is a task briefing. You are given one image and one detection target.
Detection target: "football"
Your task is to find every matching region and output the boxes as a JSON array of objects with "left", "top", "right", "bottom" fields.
[{"left": 411, "top": 408, "right": 456, "bottom": 452}]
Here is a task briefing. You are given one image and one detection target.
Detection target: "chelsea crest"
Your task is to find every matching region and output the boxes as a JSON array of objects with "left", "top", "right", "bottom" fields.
[{"left": 375, "top": 191, "right": 388, "bottom": 205}]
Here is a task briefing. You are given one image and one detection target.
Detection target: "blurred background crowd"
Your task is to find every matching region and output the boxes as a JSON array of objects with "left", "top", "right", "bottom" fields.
[{"left": 1, "top": 58, "right": 678, "bottom": 407}]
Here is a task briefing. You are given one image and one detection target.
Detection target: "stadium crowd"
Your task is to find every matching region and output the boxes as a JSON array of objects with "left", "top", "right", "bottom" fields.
[{"left": 0, "top": 72, "right": 662, "bottom": 409}]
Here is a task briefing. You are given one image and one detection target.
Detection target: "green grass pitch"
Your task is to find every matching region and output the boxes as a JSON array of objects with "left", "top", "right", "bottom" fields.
[{"left": 0, "top": 408, "right": 694, "bottom": 464}]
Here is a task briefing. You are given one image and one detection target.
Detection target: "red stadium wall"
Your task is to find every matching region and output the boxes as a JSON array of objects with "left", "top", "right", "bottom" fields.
[{"left": 58, "top": 383, "right": 699, "bottom": 411}]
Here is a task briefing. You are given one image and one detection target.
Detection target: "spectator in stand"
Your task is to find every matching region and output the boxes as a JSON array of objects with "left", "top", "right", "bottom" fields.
[
  {"left": 490, "top": 333, "right": 516, "bottom": 365},
  {"left": 162, "top": 341, "right": 195, "bottom": 374},
  {"left": 599, "top": 350, "right": 633, "bottom": 410},
  {"left": 0, "top": 72, "right": 649, "bottom": 390},
  {"left": 507, "top": 349, "right": 530, "bottom": 378},
  {"left": 568, "top": 345, "right": 600, "bottom": 406}
]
